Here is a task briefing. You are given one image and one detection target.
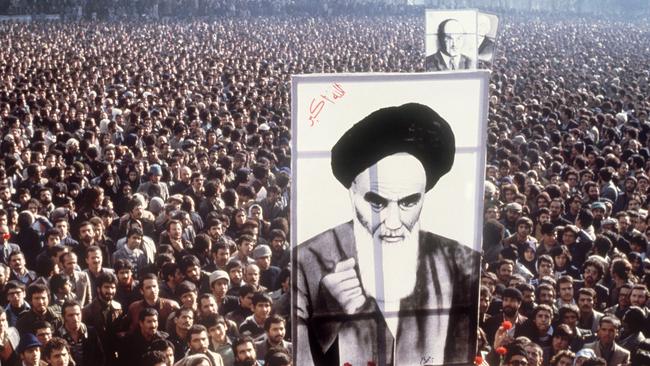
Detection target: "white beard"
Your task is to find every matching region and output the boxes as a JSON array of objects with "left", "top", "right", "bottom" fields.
[{"left": 354, "top": 217, "right": 420, "bottom": 336}]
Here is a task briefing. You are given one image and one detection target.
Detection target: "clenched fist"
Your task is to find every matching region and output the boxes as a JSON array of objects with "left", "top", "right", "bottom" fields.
[{"left": 320, "top": 258, "right": 367, "bottom": 315}]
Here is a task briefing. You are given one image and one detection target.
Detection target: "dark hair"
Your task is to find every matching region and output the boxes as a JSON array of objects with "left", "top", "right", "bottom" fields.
[
  {"left": 239, "top": 284, "right": 256, "bottom": 299},
  {"left": 252, "top": 292, "right": 273, "bottom": 307},
  {"left": 139, "top": 307, "right": 158, "bottom": 322},
  {"left": 201, "top": 314, "right": 227, "bottom": 330},
  {"left": 232, "top": 335, "right": 255, "bottom": 355},
  {"left": 97, "top": 272, "right": 118, "bottom": 288},
  {"left": 264, "top": 314, "right": 286, "bottom": 332},
  {"left": 61, "top": 300, "right": 81, "bottom": 315},
  {"left": 43, "top": 337, "right": 70, "bottom": 360},
  {"left": 187, "top": 324, "right": 207, "bottom": 338},
  {"left": 141, "top": 350, "right": 167, "bottom": 366},
  {"left": 26, "top": 283, "right": 49, "bottom": 302}
]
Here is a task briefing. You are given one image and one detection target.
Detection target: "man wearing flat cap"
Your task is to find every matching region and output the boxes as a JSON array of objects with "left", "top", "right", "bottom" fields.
[{"left": 295, "top": 103, "right": 480, "bottom": 365}]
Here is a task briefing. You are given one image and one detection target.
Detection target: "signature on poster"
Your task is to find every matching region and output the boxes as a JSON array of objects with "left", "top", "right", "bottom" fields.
[{"left": 308, "top": 83, "right": 346, "bottom": 126}]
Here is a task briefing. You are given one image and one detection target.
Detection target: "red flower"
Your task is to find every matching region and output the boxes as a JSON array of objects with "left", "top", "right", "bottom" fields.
[
  {"left": 2, "top": 233, "right": 9, "bottom": 241},
  {"left": 496, "top": 346, "right": 507, "bottom": 356},
  {"left": 343, "top": 363, "right": 352, "bottom": 366},
  {"left": 502, "top": 320, "right": 513, "bottom": 330},
  {"left": 475, "top": 355, "right": 484, "bottom": 365}
]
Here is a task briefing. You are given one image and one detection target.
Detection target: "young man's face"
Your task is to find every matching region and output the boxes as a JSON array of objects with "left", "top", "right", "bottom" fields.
[
  {"left": 559, "top": 282, "right": 573, "bottom": 302},
  {"left": 578, "top": 294, "right": 594, "bottom": 313},
  {"left": 141, "top": 279, "right": 159, "bottom": 302},
  {"left": 189, "top": 331, "right": 209, "bottom": 353},
  {"left": 48, "top": 347, "right": 70, "bottom": 366},
  {"left": 254, "top": 301, "right": 271, "bottom": 321},
  {"left": 21, "top": 347, "right": 40, "bottom": 366},
  {"left": 64, "top": 305, "right": 82, "bottom": 331},
  {"left": 267, "top": 321, "right": 285, "bottom": 345},
  {"left": 117, "top": 269, "right": 132, "bottom": 285},
  {"left": 126, "top": 234, "right": 142, "bottom": 250},
  {"left": 6, "top": 287, "right": 25, "bottom": 307},
  {"left": 140, "top": 315, "right": 158, "bottom": 337},
  {"left": 32, "top": 291, "right": 49, "bottom": 313},
  {"left": 208, "top": 323, "right": 227, "bottom": 344},
  {"left": 229, "top": 266, "right": 243, "bottom": 285}
]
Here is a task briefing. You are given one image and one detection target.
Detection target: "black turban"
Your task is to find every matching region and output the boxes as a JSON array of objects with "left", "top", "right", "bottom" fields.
[{"left": 330, "top": 102, "right": 455, "bottom": 192}]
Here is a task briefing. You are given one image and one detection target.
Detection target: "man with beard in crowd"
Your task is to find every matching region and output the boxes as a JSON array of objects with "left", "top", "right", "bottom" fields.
[
  {"left": 82, "top": 272, "right": 123, "bottom": 365},
  {"left": 233, "top": 336, "right": 261, "bottom": 366}
]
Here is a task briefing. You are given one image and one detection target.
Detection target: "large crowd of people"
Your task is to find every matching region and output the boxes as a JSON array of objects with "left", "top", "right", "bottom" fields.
[{"left": 0, "top": 2, "right": 649, "bottom": 366}]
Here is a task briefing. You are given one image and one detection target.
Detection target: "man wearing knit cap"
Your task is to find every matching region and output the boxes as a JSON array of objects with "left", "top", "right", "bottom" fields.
[
  {"left": 296, "top": 103, "right": 480, "bottom": 366},
  {"left": 16, "top": 333, "right": 42, "bottom": 366}
]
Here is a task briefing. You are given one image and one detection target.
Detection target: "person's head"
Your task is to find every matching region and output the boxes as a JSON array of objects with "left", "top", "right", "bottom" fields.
[
  {"left": 497, "top": 259, "right": 515, "bottom": 284},
  {"left": 17, "top": 333, "right": 41, "bottom": 366},
  {"left": 532, "top": 304, "right": 553, "bottom": 334},
  {"left": 149, "top": 339, "right": 175, "bottom": 366},
  {"left": 174, "top": 307, "right": 195, "bottom": 334},
  {"left": 559, "top": 304, "right": 580, "bottom": 328},
  {"left": 167, "top": 219, "right": 183, "bottom": 240},
  {"left": 617, "top": 283, "right": 632, "bottom": 307},
  {"left": 264, "top": 315, "right": 286, "bottom": 346},
  {"left": 524, "top": 342, "right": 543, "bottom": 366},
  {"left": 537, "top": 255, "right": 554, "bottom": 278},
  {"left": 96, "top": 272, "right": 118, "bottom": 302},
  {"left": 236, "top": 235, "right": 255, "bottom": 257},
  {"left": 252, "top": 245, "right": 272, "bottom": 270},
  {"left": 126, "top": 227, "right": 144, "bottom": 250},
  {"left": 578, "top": 287, "right": 596, "bottom": 313},
  {"left": 114, "top": 258, "right": 134, "bottom": 285},
  {"left": 8, "top": 250, "right": 25, "bottom": 272},
  {"left": 227, "top": 261, "right": 243, "bottom": 286},
  {"left": 198, "top": 293, "right": 218, "bottom": 318},
  {"left": 212, "top": 242, "right": 230, "bottom": 267},
  {"left": 549, "top": 349, "right": 574, "bottom": 366},
  {"left": 203, "top": 314, "right": 228, "bottom": 345},
  {"left": 5, "top": 280, "right": 26, "bottom": 307},
  {"left": 437, "top": 18, "right": 465, "bottom": 57},
  {"left": 331, "top": 103, "right": 454, "bottom": 248},
  {"left": 78, "top": 221, "right": 95, "bottom": 245},
  {"left": 630, "top": 284, "right": 648, "bottom": 307},
  {"left": 239, "top": 285, "right": 256, "bottom": 310},
  {"left": 244, "top": 263, "right": 260, "bottom": 286},
  {"left": 141, "top": 350, "right": 168, "bottom": 366},
  {"left": 264, "top": 347, "right": 292, "bottom": 366},
  {"left": 504, "top": 343, "right": 529, "bottom": 366},
  {"left": 43, "top": 337, "right": 71, "bottom": 366},
  {"left": 60, "top": 251, "right": 76, "bottom": 275},
  {"left": 27, "top": 283, "right": 49, "bottom": 314},
  {"left": 502, "top": 287, "right": 523, "bottom": 317},
  {"left": 62, "top": 301, "right": 82, "bottom": 332},
  {"left": 582, "top": 258, "right": 605, "bottom": 285},
  {"left": 233, "top": 336, "right": 257, "bottom": 363},
  {"left": 536, "top": 283, "right": 555, "bottom": 306},
  {"left": 139, "top": 307, "right": 159, "bottom": 337},
  {"left": 141, "top": 273, "right": 160, "bottom": 303},
  {"left": 209, "top": 270, "right": 230, "bottom": 299},
  {"left": 188, "top": 324, "right": 209, "bottom": 353},
  {"left": 596, "top": 316, "right": 620, "bottom": 346},
  {"left": 252, "top": 292, "right": 272, "bottom": 322},
  {"left": 176, "top": 280, "right": 198, "bottom": 309},
  {"left": 85, "top": 246, "right": 103, "bottom": 272},
  {"left": 551, "top": 324, "right": 573, "bottom": 352},
  {"left": 557, "top": 276, "right": 574, "bottom": 302}
]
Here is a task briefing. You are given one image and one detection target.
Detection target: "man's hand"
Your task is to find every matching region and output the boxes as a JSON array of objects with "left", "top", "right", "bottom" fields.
[{"left": 321, "top": 258, "right": 366, "bottom": 315}]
